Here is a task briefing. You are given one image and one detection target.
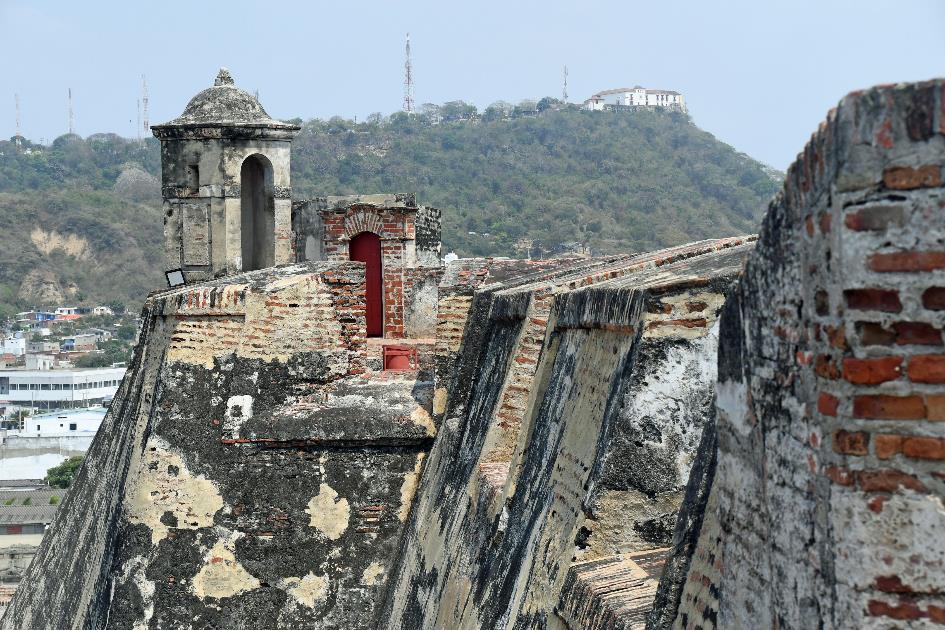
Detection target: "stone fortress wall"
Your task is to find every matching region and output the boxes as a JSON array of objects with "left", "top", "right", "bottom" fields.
[
  {"left": 650, "top": 79, "right": 945, "bottom": 629},
  {"left": 3, "top": 76, "right": 943, "bottom": 630}
]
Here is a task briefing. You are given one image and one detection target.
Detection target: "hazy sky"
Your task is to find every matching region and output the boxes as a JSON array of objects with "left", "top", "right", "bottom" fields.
[{"left": 1, "top": 0, "right": 943, "bottom": 169}]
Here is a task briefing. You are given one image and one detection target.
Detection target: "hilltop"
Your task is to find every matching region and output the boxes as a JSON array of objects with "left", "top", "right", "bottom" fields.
[{"left": 0, "top": 103, "right": 780, "bottom": 317}]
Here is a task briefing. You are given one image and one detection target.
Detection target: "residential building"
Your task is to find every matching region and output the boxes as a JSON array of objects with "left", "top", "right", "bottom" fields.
[
  {"left": 25, "top": 341, "right": 57, "bottom": 354},
  {"left": 0, "top": 337, "right": 23, "bottom": 358},
  {"left": 60, "top": 335, "right": 96, "bottom": 353},
  {"left": 77, "top": 328, "right": 112, "bottom": 342},
  {"left": 23, "top": 355, "right": 54, "bottom": 371}
]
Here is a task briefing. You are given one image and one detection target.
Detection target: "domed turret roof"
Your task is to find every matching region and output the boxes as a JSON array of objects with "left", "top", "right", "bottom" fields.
[{"left": 152, "top": 68, "right": 300, "bottom": 131}]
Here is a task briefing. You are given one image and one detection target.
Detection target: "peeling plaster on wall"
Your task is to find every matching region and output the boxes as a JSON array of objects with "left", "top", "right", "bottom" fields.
[
  {"left": 411, "top": 405, "right": 436, "bottom": 436},
  {"left": 224, "top": 394, "right": 253, "bottom": 437},
  {"left": 119, "top": 555, "right": 155, "bottom": 630},
  {"left": 580, "top": 489, "right": 683, "bottom": 560},
  {"left": 361, "top": 562, "right": 385, "bottom": 586},
  {"left": 432, "top": 388, "right": 448, "bottom": 416},
  {"left": 624, "top": 321, "right": 719, "bottom": 489},
  {"left": 278, "top": 572, "right": 329, "bottom": 608},
  {"left": 125, "top": 438, "right": 224, "bottom": 545},
  {"left": 399, "top": 454, "right": 426, "bottom": 523},
  {"left": 191, "top": 533, "right": 261, "bottom": 600},
  {"left": 306, "top": 483, "right": 351, "bottom": 540}
]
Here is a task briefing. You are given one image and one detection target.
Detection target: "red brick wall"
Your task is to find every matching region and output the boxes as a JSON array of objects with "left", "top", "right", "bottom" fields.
[
  {"left": 701, "top": 80, "right": 945, "bottom": 628},
  {"left": 321, "top": 205, "right": 418, "bottom": 339}
]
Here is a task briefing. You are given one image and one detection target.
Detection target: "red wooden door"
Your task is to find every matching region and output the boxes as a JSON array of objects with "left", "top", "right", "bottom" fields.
[{"left": 349, "top": 232, "right": 383, "bottom": 337}]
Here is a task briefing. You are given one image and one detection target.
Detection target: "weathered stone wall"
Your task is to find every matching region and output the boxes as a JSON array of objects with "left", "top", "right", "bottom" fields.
[
  {"left": 651, "top": 79, "right": 945, "bottom": 629},
  {"left": 1, "top": 262, "right": 435, "bottom": 629},
  {"left": 381, "top": 239, "right": 752, "bottom": 629}
]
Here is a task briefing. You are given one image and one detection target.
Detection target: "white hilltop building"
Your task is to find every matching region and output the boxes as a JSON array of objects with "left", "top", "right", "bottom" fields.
[{"left": 583, "top": 86, "right": 687, "bottom": 113}]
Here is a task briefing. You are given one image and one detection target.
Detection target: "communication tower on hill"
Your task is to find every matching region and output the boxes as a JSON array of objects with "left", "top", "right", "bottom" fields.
[
  {"left": 403, "top": 33, "right": 415, "bottom": 114},
  {"left": 563, "top": 66, "right": 569, "bottom": 102},
  {"left": 142, "top": 75, "right": 150, "bottom": 134},
  {"left": 68, "top": 88, "right": 74, "bottom": 135},
  {"left": 14, "top": 94, "right": 22, "bottom": 150}
]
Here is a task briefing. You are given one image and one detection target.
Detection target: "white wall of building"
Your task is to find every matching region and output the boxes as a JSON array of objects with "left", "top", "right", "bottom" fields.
[
  {"left": 0, "top": 339, "right": 24, "bottom": 357},
  {"left": 19, "top": 408, "right": 105, "bottom": 436},
  {"left": 0, "top": 367, "right": 125, "bottom": 409}
]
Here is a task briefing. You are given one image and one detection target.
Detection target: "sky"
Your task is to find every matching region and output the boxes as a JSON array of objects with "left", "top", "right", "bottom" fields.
[{"left": 0, "top": 0, "right": 943, "bottom": 170}]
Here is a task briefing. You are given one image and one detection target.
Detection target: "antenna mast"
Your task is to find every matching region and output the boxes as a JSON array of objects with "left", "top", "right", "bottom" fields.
[
  {"left": 403, "top": 33, "right": 415, "bottom": 114},
  {"left": 14, "top": 94, "right": 22, "bottom": 150},
  {"left": 562, "top": 66, "right": 568, "bottom": 102},
  {"left": 137, "top": 99, "right": 141, "bottom": 142},
  {"left": 141, "top": 74, "right": 149, "bottom": 134},
  {"left": 68, "top": 88, "right": 74, "bottom": 135}
]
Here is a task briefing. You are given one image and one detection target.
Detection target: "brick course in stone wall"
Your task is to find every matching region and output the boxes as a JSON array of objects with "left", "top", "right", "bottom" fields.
[{"left": 654, "top": 79, "right": 945, "bottom": 630}]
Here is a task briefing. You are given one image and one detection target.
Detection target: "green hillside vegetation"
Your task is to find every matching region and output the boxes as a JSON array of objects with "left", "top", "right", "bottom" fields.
[{"left": 0, "top": 101, "right": 780, "bottom": 319}]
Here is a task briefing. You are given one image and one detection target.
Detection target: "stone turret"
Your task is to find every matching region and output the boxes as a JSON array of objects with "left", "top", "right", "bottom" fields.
[{"left": 152, "top": 68, "right": 300, "bottom": 284}]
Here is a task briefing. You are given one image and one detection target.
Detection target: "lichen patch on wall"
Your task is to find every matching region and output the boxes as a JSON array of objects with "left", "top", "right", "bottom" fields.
[
  {"left": 279, "top": 572, "right": 329, "bottom": 608},
  {"left": 125, "top": 438, "right": 224, "bottom": 544},
  {"left": 191, "top": 534, "right": 261, "bottom": 600},
  {"left": 306, "top": 483, "right": 350, "bottom": 540},
  {"left": 399, "top": 454, "right": 426, "bottom": 522},
  {"left": 361, "top": 562, "right": 385, "bottom": 586}
]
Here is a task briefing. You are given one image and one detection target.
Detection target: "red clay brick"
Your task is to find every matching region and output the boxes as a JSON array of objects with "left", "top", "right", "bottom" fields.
[
  {"left": 818, "top": 392, "right": 839, "bottom": 416},
  {"left": 874, "top": 434, "right": 904, "bottom": 459},
  {"left": 925, "top": 395, "right": 945, "bottom": 421},
  {"left": 853, "top": 395, "right": 925, "bottom": 420},
  {"left": 869, "top": 251, "right": 945, "bottom": 273},
  {"left": 845, "top": 289, "right": 902, "bottom": 313},
  {"left": 874, "top": 575, "right": 913, "bottom": 593},
  {"left": 843, "top": 356, "right": 903, "bottom": 384},
  {"left": 923, "top": 287, "right": 945, "bottom": 311},
  {"left": 883, "top": 165, "right": 942, "bottom": 190},
  {"left": 844, "top": 205, "right": 905, "bottom": 231},
  {"left": 908, "top": 356, "right": 945, "bottom": 384},
  {"left": 857, "top": 322, "right": 896, "bottom": 346},
  {"left": 893, "top": 321, "right": 942, "bottom": 346},
  {"left": 928, "top": 605, "right": 945, "bottom": 623},
  {"left": 815, "top": 354, "right": 840, "bottom": 380},
  {"left": 827, "top": 325, "right": 847, "bottom": 350},
  {"left": 856, "top": 469, "right": 927, "bottom": 492},
  {"left": 824, "top": 465, "right": 854, "bottom": 486},
  {"left": 867, "top": 598, "right": 923, "bottom": 620},
  {"left": 902, "top": 436, "right": 945, "bottom": 460},
  {"left": 833, "top": 430, "right": 870, "bottom": 455}
]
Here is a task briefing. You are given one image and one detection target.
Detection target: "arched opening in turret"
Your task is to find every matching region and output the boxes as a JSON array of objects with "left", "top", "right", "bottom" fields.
[{"left": 240, "top": 154, "right": 275, "bottom": 271}]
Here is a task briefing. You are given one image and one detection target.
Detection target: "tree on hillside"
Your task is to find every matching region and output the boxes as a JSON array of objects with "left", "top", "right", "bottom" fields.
[
  {"left": 46, "top": 456, "right": 84, "bottom": 489},
  {"left": 441, "top": 101, "right": 477, "bottom": 122}
]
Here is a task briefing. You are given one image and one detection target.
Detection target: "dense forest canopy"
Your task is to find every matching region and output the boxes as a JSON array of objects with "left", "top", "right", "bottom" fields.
[{"left": 0, "top": 100, "right": 780, "bottom": 318}]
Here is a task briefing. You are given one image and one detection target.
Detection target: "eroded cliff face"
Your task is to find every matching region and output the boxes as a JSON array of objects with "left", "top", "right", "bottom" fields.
[{"left": 1, "top": 262, "right": 434, "bottom": 630}]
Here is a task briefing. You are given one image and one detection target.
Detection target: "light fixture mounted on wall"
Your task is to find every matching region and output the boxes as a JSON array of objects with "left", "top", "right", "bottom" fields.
[{"left": 165, "top": 269, "right": 186, "bottom": 288}]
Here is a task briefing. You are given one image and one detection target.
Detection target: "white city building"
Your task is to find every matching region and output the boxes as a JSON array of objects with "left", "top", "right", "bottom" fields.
[
  {"left": 18, "top": 407, "right": 106, "bottom": 436},
  {"left": 0, "top": 336, "right": 25, "bottom": 358},
  {"left": 0, "top": 366, "right": 125, "bottom": 411},
  {"left": 583, "top": 86, "right": 687, "bottom": 113}
]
